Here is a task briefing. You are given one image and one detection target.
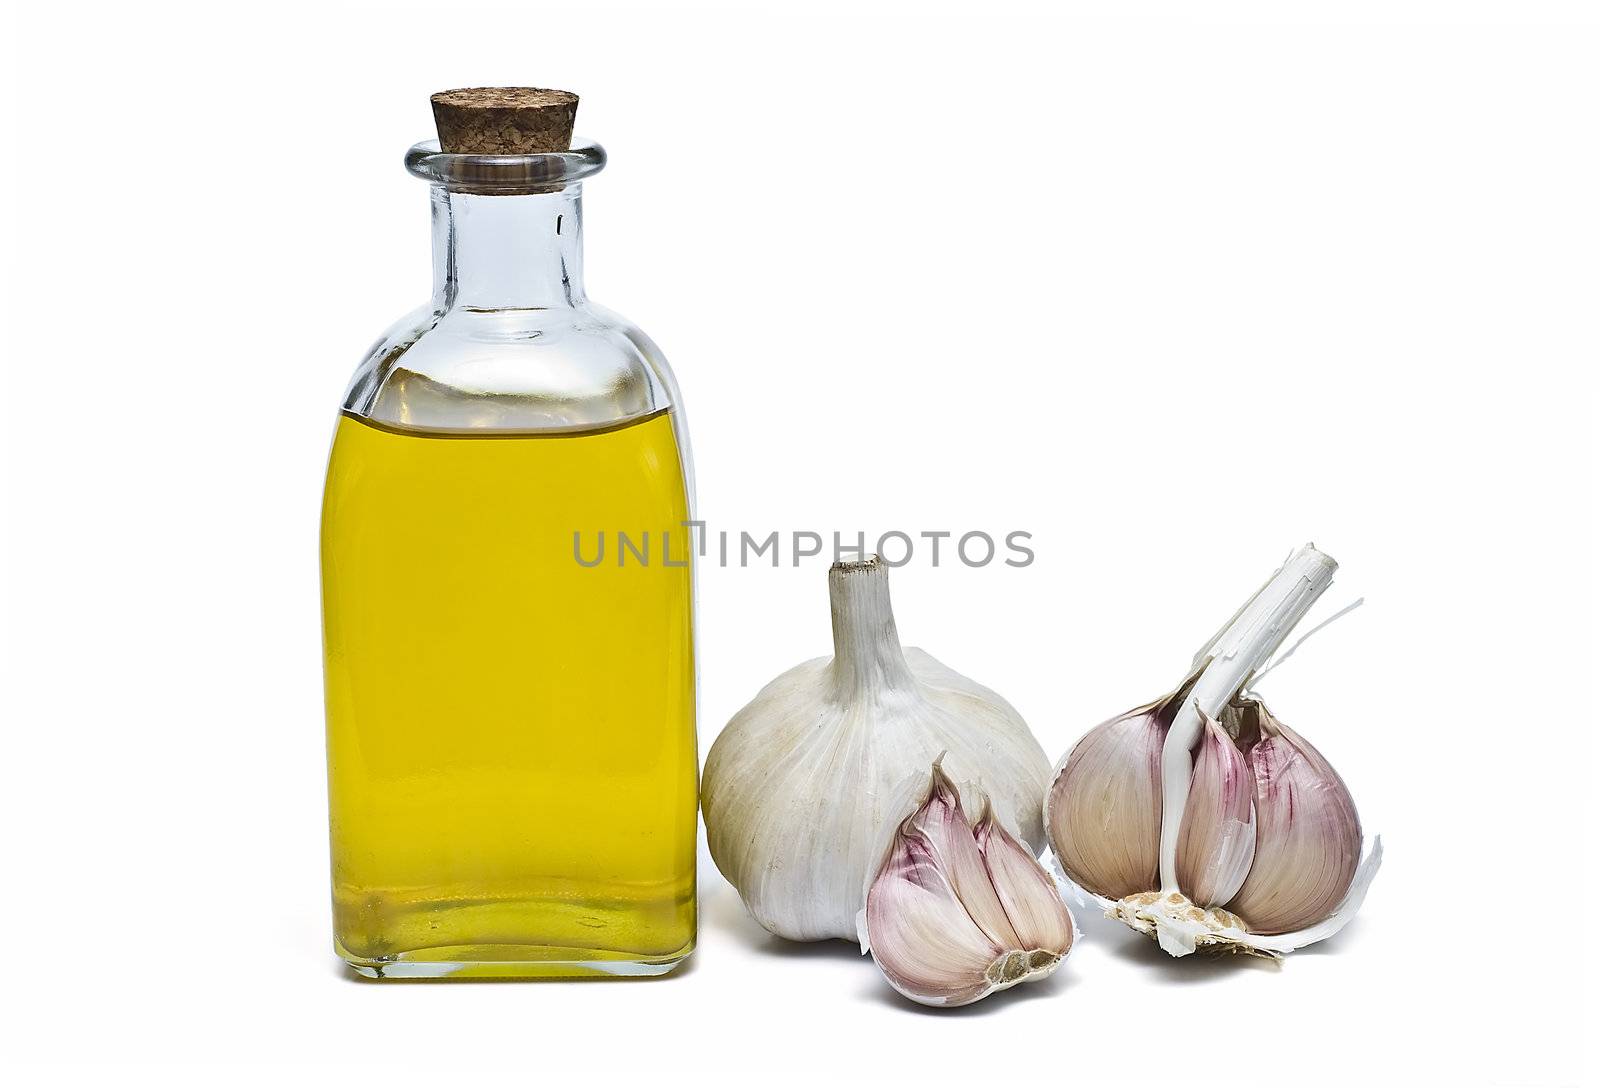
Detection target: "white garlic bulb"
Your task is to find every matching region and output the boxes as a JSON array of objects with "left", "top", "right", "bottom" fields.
[
  {"left": 703, "top": 557, "right": 1051, "bottom": 942},
  {"left": 1045, "top": 545, "right": 1382, "bottom": 957},
  {"left": 864, "top": 760, "right": 1075, "bottom": 1007}
]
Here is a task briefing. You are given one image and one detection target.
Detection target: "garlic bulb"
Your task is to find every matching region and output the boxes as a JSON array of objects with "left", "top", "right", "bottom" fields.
[
  {"left": 703, "top": 556, "right": 1051, "bottom": 942},
  {"left": 1045, "top": 544, "right": 1382, "bottom": 957},
  {"left": 864, "top": 760, "right": 1075, "bottom": 1008}
]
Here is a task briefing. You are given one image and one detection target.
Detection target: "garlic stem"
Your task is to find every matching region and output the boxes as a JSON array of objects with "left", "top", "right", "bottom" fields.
[
  {"left": 828, "top": 556, "right": 915, "bottom": 694},
  {"left": 1155, "top": 545, "right": 1337, "bottom": 892}
]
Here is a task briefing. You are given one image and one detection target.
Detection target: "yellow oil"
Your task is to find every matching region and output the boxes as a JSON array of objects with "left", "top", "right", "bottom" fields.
[{"left": 320, "top": 408, "right": 696, "bottom": 977}]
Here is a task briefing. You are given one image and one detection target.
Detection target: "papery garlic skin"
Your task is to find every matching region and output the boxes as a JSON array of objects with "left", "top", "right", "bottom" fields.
[
  {"left": 866, "top": 763, "right": 1074, "bottom": 1008},
  {"left": 1222, "top": 700, "right": 1362, "bottom": 935},
  {"left": 703, "top": 558, "right": 1050, "bottom": 942}
]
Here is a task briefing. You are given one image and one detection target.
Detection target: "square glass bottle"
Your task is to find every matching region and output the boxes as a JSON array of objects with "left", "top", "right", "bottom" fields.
[{"left": 320, "top": 89, "right": 697, "bottom": 978}]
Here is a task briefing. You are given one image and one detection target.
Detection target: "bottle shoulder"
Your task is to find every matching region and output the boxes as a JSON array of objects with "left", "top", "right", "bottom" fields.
[{"left": 341, "top": 299, "right": 681, "bottom": 432}]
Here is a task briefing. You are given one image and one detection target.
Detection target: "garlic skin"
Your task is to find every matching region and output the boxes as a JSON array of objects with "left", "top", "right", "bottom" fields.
[
  {"left": 865, "top": 762, "right": 1074, "bottom": 1008},
  {"left": 702, "top": 557, "right": 1050, "bottom": 943},
  {"left": 1046, "top": 545, "right": 1382, "bottom": 958}
]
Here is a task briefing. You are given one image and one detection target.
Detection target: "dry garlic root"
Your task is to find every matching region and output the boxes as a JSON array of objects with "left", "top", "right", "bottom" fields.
[
  {"left": 1046, "top": 544, "right": 1382, "bottom": 957},
  {"left": 863, "top": 760, "right": 1075, "bottom": 1007},
  {"left": 703, "top": 557, "right": 1050, "bottom": 942}
]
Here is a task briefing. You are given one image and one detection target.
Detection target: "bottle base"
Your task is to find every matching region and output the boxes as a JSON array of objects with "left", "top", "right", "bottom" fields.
[{"left": 337, "top": 940, "right": 693, "bottom": 980}]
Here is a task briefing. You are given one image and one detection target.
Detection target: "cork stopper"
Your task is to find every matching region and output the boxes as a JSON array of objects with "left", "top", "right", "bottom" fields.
[{"left": 430, "top": 87, "right": 579, "bottom": 155}]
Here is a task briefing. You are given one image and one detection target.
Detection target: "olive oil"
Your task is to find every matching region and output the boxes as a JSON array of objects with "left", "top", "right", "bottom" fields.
[{"left": 321, "top": 409, "right": 696, "bottom": 976}]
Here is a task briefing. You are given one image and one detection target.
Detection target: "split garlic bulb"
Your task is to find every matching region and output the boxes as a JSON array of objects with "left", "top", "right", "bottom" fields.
[
  {"left": 1045, "top": 544, "right": 1382, "bottom": 957},
  {"left": 864, "top": 761, "right": 1074, "bottom": 1008},
  {"left": 703, "top": 557, "right": 1051, "bottom": 942}
]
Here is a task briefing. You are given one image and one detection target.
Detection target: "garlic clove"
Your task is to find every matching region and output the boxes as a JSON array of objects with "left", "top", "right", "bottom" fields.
[
  {"left": 1043, "top": 678, "right": 1195, "bottom": 900},
  {"left": 906, "top": 763, "right": 1023, "bottom": 951},
  {"left": 1175, "top": 710, "right": 1257, "bottom": 907},
  {"left": 867, "top": 762, "right": 1074, "bottom": 1008},
  {"left": 1241, "top": 837, "right": 1383, "bottom": 954},
  {"left": 1223, "top": 699, "right": 1362, "bottom": 935},
  {"left": 866, "top": 824, "right": 1014, "bottom": 1008},
  {"left": 974, "top": 803, "right": 1077, "bottom": 956}
]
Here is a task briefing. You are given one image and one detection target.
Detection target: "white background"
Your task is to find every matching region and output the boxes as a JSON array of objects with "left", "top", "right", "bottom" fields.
[{"left": 3, "top": 1, "right": 1595, "bottom": 1083}]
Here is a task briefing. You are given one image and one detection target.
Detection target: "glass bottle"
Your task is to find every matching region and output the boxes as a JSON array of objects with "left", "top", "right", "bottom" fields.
[{"left": 320, "top": 89, "right": 696, "bottom": 978}]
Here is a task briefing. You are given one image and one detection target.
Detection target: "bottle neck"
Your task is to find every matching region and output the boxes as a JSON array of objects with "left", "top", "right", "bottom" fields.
[{"left": 431, "top": 185, "right": 586, "bottom": 310}]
